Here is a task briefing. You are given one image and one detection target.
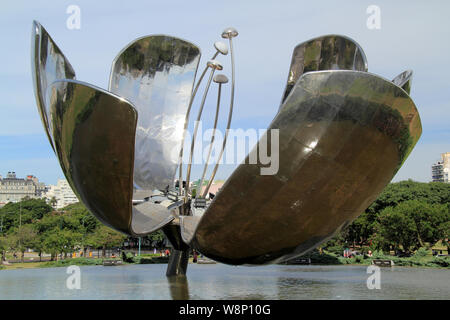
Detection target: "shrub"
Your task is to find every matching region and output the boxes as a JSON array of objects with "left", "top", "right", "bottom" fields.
[
  {"left": 414, "top": 247, "right": 429, "bottom": 258},
  {"left": 133, "top": 256, "right": 150, "bottom": 264},
  {"left": 121, "top": 251, "right": 135, "bottom": 263},
  {"left": 371, "top": 250, "right": 388, "bottom": 259},
  {"left": 338, "top": 257, "right": 354, "bottom": 264},
  {"left": 360, "top": 247, "right": 371, "bottom": 254},
  {"left": 151, "top": 256, "right": 169, "bottom": 263},
  {"left": 140, "top": 253, "right": 161, "bottom": 257},
  {"left": 132, "top": 256, "right": 169, "bottom": 264},
  {"left": 299, "top": 249, "right": 342, "bottom": 265},
  {"left": 432, "top": 256, "right": 450, "bottom": 268},
  {"left": 325, "top": 245, "right": 345, "bottom": 256},
  {"left": 42, "top": 257, "right": 103, "bottom": 267}
]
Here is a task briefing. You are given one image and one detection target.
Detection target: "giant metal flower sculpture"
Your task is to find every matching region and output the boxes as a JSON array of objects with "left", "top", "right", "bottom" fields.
[{"left": 31, "top": 21, "right": 421, "bottom": 275}]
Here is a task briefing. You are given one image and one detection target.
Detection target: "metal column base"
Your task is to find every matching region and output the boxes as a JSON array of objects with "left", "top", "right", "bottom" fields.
[{"left": 166, "top": 249, "right": 190, "bottom": 276}]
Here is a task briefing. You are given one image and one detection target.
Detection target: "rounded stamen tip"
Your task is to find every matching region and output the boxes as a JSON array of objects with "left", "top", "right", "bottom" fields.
[
  {"left": 214, "top": 41, "right": 229, "bottom": 55},
  {"left": 221, "top": 27, "right": 238, "bottom": 39},
  {"left": 213, "top": 74, "right": 229, "bottom": 84},
  {"left": 207, "top": 59, "right": 223, "bottom": 70}
]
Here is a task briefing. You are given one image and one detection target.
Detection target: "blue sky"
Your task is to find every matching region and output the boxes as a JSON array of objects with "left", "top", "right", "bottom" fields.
[{"left": 1, "top": 0, "right": 449, "bottom": 185}]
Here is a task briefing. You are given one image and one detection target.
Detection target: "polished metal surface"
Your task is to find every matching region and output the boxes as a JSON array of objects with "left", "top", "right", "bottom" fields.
[
  {"left": 221, "top": 27, "right": 239, "bottom": 39},
  {"left": 109, "top": 35, "right": 201, "bottom": 191},
  {"left": 178, "top": 43, "right": 228, "bottom": 194},
  {"left": 131, "top": 201, "right": 174, "bottom": 235},
  {"left": 32, "top": 23, "right": 423, "bottom": 272},
  {"left": 203, "top": 28, "right": 238, "bottom": 197},
  {"left": 392, "top": 70, "right": 413, "bottom": 94},
  {"left": 195, "top": 74, "right": 228, "bottom": 198},
  {"left": 214, "top": 41, "right": 228, "bottom": 55},
  {"left": 191, "top": 70, "right": 421, "bottom": 265},
  {"left": 214, "top": 74, "right": 229, "bottom": 84},
  {"left": 31, "top": 20, "right": 76, "bottom": 151},
  {"left": 180, "top": 215, "right": 202, "bottom": 244},
  {"left": 31, "top": 23, "right": 198, "bottom": 239},
  {"left": 184, "top": 60, "right": 223, "bottom": 197},
  {"left": 46, "top": 79, "right": 176, "bottom": 236},
  {"left": 280, "top": 35, "right": 368, "bottom": 106},
  {"left": 166, "top": 250, "right": 190, "bottom": 276},
  {"left": 46, "top": 79, "right": 137, "bottom": 234},
  {"left": 206, "top": 59, "right": 223, "bottom": 70}
]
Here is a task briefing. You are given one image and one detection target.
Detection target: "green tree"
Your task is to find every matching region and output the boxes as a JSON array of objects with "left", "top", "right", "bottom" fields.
[
  {"left": 49, "top": 197, "right": 57, "bottom": 208},
  {"left": 32, "top": 233, "right": 46, "bottom": 262},
  {"left": 31, "top": 203, "right": 99, "bottom": 259},
  {"left": 438, "top": 220, "right": 450, "bottom": 254},
  {"left": 374, "top": 200, "right": 448, "bottom": 253},
  {"left": 9, "top": 225, "right": 37, "bottom": 262},
  {"left": 145, "top": 230, "right": 165, "bottom": 248},
  {"left": 0, "top": 199, "right": 52, "bottom": 234},
  {"left": 373, "top": 206, "right": 416, "bottom": 252},
  {"left": 42, "top": 228, "right": 82, "bottom": 261},
  {"left": 337, "top": 181, "right": 450, "bottom": 251},
  {"left": 86, "top": 225, "right": 126, "bottom": 257},
  {"left": 367, "top": 180, "right": 450, "bottom": 215},
  {"left": 0, "top": 235, "right": 7, "bottom": 262},
  {"left": 344, "top": 211, "right": 376, "bottom": 247},
  {"left": 42, "top": 228, "right": 64, "bottom": 261}
]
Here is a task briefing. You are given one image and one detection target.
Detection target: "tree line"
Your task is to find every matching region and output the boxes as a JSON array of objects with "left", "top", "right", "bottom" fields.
[
  {"left": 0, "top": 199, "right": 164, "bottom": 262},
  {"left": 324, "top": 180, "right": 449, "bottom": 255},
  {"left": 0, "top": 180, "right": 448, "bottom": 262}
]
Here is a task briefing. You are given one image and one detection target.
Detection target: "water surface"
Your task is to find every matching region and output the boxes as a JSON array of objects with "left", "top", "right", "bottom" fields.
[{"left": 0, "top": 264, "right": 448, "bottom": 299}]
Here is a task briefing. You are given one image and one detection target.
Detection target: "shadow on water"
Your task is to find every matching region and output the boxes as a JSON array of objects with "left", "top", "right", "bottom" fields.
[{"left": 167, "top": 275, "right": 190, "bottom": 300}]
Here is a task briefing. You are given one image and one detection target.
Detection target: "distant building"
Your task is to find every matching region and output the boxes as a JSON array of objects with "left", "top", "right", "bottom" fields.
[
  {"left": 191, "top": 180, "right": 225, "bottom": 198},
  {"left": 431, "top": 152, "right": 450, "bottom": 183},
  {"left": 44, "top": 179, "right": 78, "bottom": 209},
  {"left": 0, "top": 172, "right": 44, "bottom": 204}
]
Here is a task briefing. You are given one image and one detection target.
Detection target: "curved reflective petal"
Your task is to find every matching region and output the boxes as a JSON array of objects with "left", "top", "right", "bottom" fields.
[
  {"left": 192, "top": 70, "right": 421, "bottom": 265},
  {"left": 180, "top": 215, "right": 201, "bottom": 244},
  {"left": 47, "top": 79, "right": 177, "bottom": 236},
  {"left": 392, "top": 70, "right": 413, "bottom": 94},
  {"left": 109, "top": 35, "right": 201, "bottom": 191},
  {"left": 31, "top": 20, "right": 76, "bottom": 151},
  {"left": 280, "top": 35, "right": 368, "bottom": 107},
  {"left": 131, "top": 202, "right": 174, "bottom": 236},
  {"left": 47, "top": 79, "right": 137, "bottom": 234}
]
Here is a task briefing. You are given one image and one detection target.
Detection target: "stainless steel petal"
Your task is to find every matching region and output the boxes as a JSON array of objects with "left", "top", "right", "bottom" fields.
[
  {"left": 47, "top": 79, "right": 137, "bottom": 234},
  {"left": 109, "top": 35, "right": 201, "bottom": 191},
  {"left": 31, "top": 21, "right": 76, "bottom": 151},
  {"left": 280, "top": 35, "right": 368, "bottom": 107},
  {"left": 180, "top": 215, "right": 201, "bottom": 244},
  {"left": 192, "top": 70, "right": 421, "bottom": 265},
  {"left": 131, "top": 202, "right": 174, "bottom": 236},
  {"left": 392, "top": 70, "right": 413, "bottom": 94}
]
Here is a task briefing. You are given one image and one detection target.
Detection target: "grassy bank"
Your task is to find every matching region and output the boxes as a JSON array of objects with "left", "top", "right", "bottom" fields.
[
  {"left": 2, "top": 250, "right": 449, "bottom": 271},
  {"left": 298, "top": 249, "right": 450, "bottom": 268},
  {"left": 1, "top": 258, "right": 107, "bottom": 270},
  {"left": 0, "top": 253, "right": 170, "bottom": 270}
]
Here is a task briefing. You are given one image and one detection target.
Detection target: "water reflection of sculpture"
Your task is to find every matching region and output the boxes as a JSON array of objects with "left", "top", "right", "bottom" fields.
[{"left": 31, "top": 21, "right": 421, "bottom": 276}]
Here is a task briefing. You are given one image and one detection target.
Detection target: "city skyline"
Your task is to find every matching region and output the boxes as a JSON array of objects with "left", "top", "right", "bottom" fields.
[
  {"left": 0, "top": 171, "right": 78, "bottom": 207},
  {"left": 1, "top": 1, "right": 450, "bottom": 185}
]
